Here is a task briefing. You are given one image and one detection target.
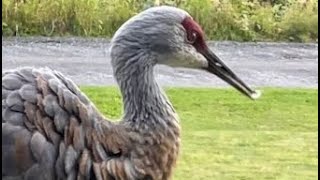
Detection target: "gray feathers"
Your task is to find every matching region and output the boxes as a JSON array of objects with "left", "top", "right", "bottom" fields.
[
  {"left": 2, "top": 67, "right": 110, "bottom": 179},
  {"left": 2, "top": 6, "right": 191, "bottom": 180},
  {"left": 2, "top": 66, "right": 180, "bottom": 180}
]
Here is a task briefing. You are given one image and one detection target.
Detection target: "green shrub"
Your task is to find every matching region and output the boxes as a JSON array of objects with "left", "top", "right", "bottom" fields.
[
  {"left": 278, "top": 0, "right": 318, "bottom": 42},
  {"left": 2, "top": 0, "right": 318, "bottom": 42}
]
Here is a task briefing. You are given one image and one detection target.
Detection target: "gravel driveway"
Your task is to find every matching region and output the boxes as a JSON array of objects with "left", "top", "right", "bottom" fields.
[{"left": 2, "top": 37, "right": 318, "bottom": 88}]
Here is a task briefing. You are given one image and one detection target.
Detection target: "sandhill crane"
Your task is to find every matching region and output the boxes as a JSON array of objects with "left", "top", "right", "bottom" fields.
[{"left": 2, "top": 6, "right": 261, "bottom": 180}]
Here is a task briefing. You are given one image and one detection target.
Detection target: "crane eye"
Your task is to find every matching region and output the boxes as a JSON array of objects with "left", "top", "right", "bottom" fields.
[{"left": 187, "top": 31, "right": 197, "bottom": 44}]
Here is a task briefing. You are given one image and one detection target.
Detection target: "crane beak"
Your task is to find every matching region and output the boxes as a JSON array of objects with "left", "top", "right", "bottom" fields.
[{"left": 201, "top": 48, "right": 261, "bottom": 100}]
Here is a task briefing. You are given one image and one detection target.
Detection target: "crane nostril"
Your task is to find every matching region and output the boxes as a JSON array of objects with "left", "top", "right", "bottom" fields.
[{"left": 215, "top": 63, "right": 222, "bottom": 67}]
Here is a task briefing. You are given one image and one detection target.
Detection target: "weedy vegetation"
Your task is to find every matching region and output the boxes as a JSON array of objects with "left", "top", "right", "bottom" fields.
[{"left": 2, "top": 0, "right": 318, "bottom": 42}]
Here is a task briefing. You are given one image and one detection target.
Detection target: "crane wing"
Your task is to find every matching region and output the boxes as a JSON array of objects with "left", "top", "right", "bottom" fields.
[{"left": 2, "top": 67, "right": 112, "bottom": 179}]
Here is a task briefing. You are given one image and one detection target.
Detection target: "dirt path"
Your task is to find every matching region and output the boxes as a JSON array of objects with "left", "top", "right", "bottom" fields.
[{"left": 2, "top": 37, "right": 318, "bottom": 87}]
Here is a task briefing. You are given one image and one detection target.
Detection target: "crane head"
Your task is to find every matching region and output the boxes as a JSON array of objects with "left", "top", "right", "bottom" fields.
[{"left": 110, "top": 6, "right": 261, "bottom": 100}]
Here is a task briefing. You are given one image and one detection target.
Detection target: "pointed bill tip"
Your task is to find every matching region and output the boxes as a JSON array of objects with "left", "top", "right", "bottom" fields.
[{"left": 250, "top": 90, "right": 262, "bottom": 100}]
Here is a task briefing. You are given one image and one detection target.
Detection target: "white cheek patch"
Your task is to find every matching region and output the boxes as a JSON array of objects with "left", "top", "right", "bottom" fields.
[{"left": 162, "top": 47, "right": 208, "bottom": 69}]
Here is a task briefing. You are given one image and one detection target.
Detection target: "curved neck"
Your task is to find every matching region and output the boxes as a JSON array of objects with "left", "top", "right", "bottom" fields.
[{"left": 113, "top": 55, "right": 178, "bottom": 129}]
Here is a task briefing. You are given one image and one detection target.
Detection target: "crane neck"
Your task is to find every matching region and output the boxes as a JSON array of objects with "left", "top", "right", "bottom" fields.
[{"left": 113, "top": 54, "right": 179, "bottom": 130}]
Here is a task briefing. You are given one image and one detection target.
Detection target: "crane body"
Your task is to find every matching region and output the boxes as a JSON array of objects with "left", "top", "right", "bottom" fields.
[{"left": 2, "top": 6, "right": 260, "bottom": 180}]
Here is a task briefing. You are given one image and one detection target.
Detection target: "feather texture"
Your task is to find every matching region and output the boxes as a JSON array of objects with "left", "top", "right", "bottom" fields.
[{"left": 2, "top": 67, "right": 180, "bottom": 180}]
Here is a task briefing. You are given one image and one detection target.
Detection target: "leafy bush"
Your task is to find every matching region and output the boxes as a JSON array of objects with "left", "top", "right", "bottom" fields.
[{"left": 2, "top": 0, "right": 318, "bottom": 42}]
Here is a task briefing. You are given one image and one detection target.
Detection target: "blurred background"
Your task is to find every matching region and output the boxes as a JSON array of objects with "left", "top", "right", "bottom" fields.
[
  {"left": 2, "top": 0, "right": 318, "bottom": 42},
  {"left": 2, "top": 1, "right": 318, "bottom": 179}
]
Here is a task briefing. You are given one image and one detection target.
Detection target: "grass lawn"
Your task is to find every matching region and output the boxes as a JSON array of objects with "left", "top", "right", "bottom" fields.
[{"left": 80, "top": 87, "right": 318, "bottom": 180}]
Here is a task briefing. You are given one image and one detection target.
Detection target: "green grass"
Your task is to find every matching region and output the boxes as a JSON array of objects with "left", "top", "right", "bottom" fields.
[
  {"left": 2, "top": 0, "right": 318, "bottom": 42},
  {"left": 80, "top": 87, "right": 318, "bottom": 179}
]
